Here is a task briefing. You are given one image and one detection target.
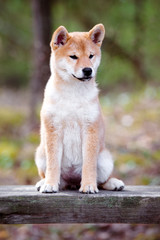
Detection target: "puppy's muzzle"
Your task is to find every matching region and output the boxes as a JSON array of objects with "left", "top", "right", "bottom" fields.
[{"left": 72, "top": 67, "right": 93, "bottom": 82}]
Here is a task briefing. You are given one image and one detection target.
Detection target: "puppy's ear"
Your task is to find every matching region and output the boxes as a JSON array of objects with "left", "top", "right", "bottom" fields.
[
  {"left": 50, "top": 26, "right": 70, "bottom": 50},
  {"left": 89, "top": 24, "right": 105, "bottom": 47}
]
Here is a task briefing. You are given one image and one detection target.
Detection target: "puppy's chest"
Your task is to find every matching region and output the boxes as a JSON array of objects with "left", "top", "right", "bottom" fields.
[
  {"left": 53, "top": 100, "right": 86, "bottom": 172},
  {"left": 53, "top": 98, "right": 97, "bottom": 164},
  {"left": 51, "top": 99, "right": 98, "bottom": 126}
]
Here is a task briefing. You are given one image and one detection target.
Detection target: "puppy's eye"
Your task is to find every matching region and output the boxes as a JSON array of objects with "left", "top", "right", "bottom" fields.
[
  {"left": 70, "top": 55, "right": 78, "bottom": 60},
  {"left": 89, "top": 54, "right": 94, "bottom": 59}
]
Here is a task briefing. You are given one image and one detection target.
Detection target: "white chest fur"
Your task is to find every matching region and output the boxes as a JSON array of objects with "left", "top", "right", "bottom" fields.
[{"left": 44, "top": 77, "right": 99, "bottom": 126}]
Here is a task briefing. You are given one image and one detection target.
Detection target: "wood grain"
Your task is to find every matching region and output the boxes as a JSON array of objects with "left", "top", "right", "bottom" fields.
[{"left": 0, "top": 185, "right": 160, "bottom": 224}]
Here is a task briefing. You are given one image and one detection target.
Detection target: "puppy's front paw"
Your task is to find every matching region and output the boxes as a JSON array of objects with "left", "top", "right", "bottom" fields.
[
  {"left": 40, "top": 183, "right": 59, "bottom": 193},
  {"left": 103, "top": 177, "right": 125, "bottom": 191},
  {"left": 79, "top": 184, "right": 99, "bottom": 194}
]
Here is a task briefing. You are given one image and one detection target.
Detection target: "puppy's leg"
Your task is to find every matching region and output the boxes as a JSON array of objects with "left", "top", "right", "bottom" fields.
[
  {"left": 97, "top": 149, "right": 113, "bottom": 184},
  {"left": 80, "top": 124, "right": 99, "bottom": 194},
  {"left": 35, "top": 145, "right": 46, "bottom": 178},
  {"left": 40, "top": 114, "right": 62, "bottom": 193},
  {"left": 35, "top": 144, "right": 46, "bottom": 191},
  {"left": 97, "top": 149, "right": 125, "bottom": 191}
]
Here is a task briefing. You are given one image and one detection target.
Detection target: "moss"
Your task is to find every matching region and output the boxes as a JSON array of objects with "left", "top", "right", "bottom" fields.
[{"left": 121, "top": 197, "right": 141, "bottom": 208}]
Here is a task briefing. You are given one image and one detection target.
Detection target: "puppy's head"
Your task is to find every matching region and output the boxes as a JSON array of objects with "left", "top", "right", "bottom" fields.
[{"left": 50, "top": 24, "right": 105, "bottom": 82}]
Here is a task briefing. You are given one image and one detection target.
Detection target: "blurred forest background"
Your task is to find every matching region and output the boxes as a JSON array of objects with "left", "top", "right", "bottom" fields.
[{"left": 0, "top": 0, "right": 160, "bottom": 239}]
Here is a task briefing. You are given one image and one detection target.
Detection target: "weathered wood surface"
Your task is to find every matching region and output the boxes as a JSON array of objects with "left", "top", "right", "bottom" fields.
[{"left": 0, "top": 185, "right": 160, "bottom": 224}]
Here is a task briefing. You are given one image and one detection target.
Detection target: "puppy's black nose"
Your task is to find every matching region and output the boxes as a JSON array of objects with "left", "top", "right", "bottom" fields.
[{"left": 82, "top": 68, "right": 92, "bottom": 77}]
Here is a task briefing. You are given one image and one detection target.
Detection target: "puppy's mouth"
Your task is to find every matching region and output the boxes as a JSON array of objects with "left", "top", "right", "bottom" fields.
[{"left": 72, "top": 74, "right": 92, "bottom": 82}]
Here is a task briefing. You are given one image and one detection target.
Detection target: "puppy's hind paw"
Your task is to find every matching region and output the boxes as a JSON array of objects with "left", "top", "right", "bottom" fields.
[
  {"left": 35, "top": 178, "right": 45, "bottom": 191},
  {"left": 102, "top": 178, "right": 125, "bottom": 191}
]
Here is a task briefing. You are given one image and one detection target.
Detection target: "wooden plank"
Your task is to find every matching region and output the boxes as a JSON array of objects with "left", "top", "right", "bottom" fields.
[{"left": 0, "top": 185, "right": 160, "bottom": 224}]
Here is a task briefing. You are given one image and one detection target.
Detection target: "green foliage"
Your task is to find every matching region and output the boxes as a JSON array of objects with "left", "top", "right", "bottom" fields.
[
  {"left": 0, "top": 108, "right": 25, "bottom": 127},
  {"left": 0, "top": 106, "right": 38, "bottom": 182},
  {"left": 0, "top": 108, "right": 25, "bottom": 135},
  {"left": 0, "top": 0, "right": 32, "bottom": 87},
  {"left": 27, "top": 132, "right": 39, "bottom": 145},
  {"left": 98, "top": 54, "right": 135, "bottom": 88},
  {"left": 0, "top": 141, "right": 19, "bottom": 169},
  {"left": 0, "top": 0, "right": 160, "bottom": 88}
]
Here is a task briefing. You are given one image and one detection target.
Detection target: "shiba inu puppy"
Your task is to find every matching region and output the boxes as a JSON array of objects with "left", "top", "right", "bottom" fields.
[{"left": 35, "top": 24, "right": 125, "bottom": 193}]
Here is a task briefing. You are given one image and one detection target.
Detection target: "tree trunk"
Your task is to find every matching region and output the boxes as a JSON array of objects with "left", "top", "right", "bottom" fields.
[
  {"left": 133, "top": 0, "right": 148, "bottom": 82},
  {"left": 30, "top": 0, "right": 52, "bottom": 129}
]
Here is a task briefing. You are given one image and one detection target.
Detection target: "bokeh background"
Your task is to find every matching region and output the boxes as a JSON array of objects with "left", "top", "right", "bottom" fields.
[{"left": 0, "top": 0, "right": 160, "bottom": 239}]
